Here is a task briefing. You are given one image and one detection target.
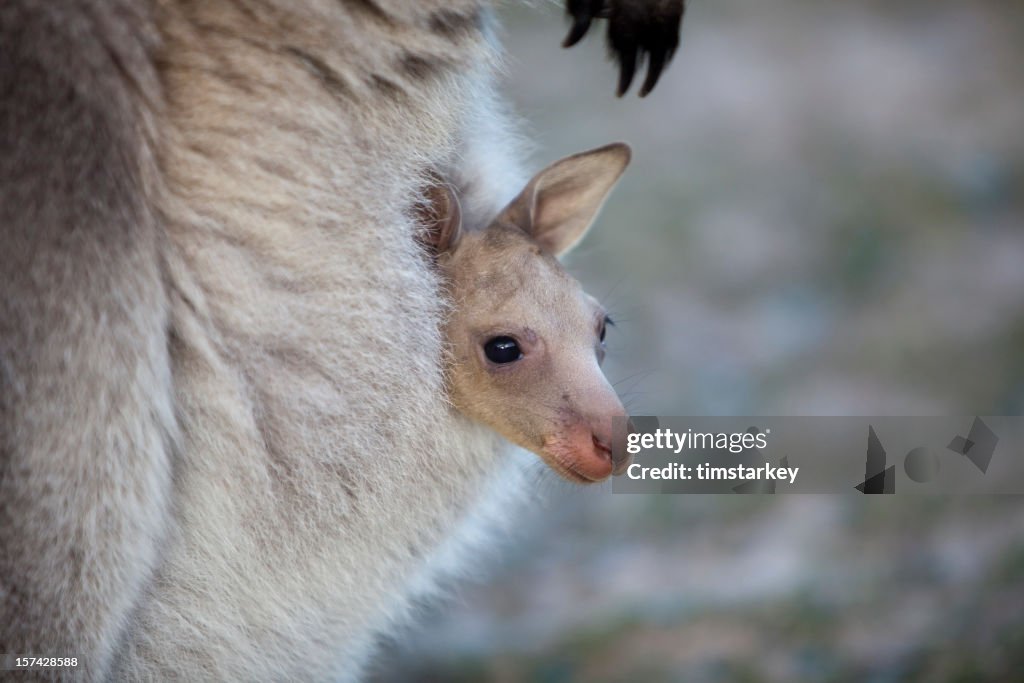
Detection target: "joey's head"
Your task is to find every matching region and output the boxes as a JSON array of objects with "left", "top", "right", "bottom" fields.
[{"left": 423, "top": 143, "right": 634, "bottom": 483}]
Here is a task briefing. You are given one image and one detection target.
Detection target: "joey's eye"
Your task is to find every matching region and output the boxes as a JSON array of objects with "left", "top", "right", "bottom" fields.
[
  {"left": 483, "top": 336, "right": 522, "bottom": 364},
  {"left": 600, "top": 315, "right": 614, "bottom": 343}
]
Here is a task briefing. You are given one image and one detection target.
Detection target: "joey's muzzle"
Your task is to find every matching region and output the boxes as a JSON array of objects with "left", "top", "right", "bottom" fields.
[{"left": 542, "top": 413, "right": 634, "bottom": 483}]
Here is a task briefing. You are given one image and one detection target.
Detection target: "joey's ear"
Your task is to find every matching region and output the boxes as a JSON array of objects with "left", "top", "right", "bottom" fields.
[
  {"left": 419, "top": 182, "right": 462, "bottom": 254},
  {"left": 507, "top": 142, "right": 631, "bottom": 257}
]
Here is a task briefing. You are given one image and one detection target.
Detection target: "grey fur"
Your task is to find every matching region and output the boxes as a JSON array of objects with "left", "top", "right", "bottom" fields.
[{"left": 0, "top": 1, "right": 542, "bottom": 680}]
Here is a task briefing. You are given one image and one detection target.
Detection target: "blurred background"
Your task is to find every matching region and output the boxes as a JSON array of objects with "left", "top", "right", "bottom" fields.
[{"left": 374, "top": 1, "right": 1024, "bottom": 680}]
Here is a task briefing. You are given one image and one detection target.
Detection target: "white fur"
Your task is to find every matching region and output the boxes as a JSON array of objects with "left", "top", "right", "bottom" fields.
[
  {"left": 1, "top": 2, "right": 553, "bottom": 680},
  {"left": 114, "top": 2, "right": 538, "bottom": 680}
]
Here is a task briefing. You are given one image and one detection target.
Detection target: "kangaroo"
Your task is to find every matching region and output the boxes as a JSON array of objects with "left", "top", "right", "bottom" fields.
[
  {"left": 424, "top": 144, "right": 634, "bottom": 483},
  {"left": 0, "top": 2, "right": 682, "bottom": 680}
]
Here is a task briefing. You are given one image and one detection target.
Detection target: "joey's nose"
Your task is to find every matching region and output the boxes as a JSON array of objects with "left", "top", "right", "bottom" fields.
[
  {"left": 591, "top": 415, "right": 634, "bottom": 477},
  {"left": 610, "top": 417, "right": 635, "bottom": 476},
  {"left": 541, "top": 413, "right": 629, "bottom": 483}
]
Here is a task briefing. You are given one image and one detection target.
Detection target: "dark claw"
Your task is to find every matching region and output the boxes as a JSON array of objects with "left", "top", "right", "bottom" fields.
[
  {"left": 639, "top": 46, "right": 667, "bottom": 97},
  {"left": 563, "top": 0, "right": 605, "bottom": 48},
  {"left": 563, "top": 0, "right": 685, "bottom": 97},
  {"left": 615, "top": 42, "right": 638, "bottom": 97},
  {"left": 613, "top": 0, "right": 683, "bottom": 96},
  {"left": 563, "top": 14, "right": 593, "bottom": 48}
]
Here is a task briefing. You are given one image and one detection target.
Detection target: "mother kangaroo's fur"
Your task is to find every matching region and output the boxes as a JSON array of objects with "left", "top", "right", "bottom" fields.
[
  {"left": 0, "top": 1, "right": 649, "bottom": 680},
  {"left": 1, "top": 2, "right": 534, "bottom": 679}
]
